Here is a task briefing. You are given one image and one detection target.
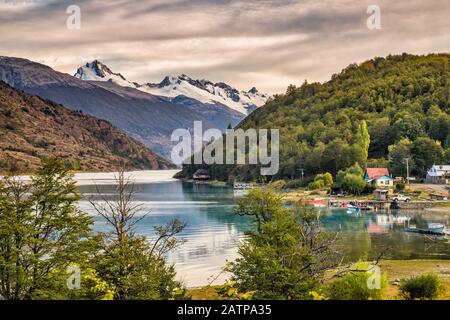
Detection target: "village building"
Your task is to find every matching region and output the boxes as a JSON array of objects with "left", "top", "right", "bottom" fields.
[
  {"left": 193, "top": 169, "right": 211, "bottom": 181},
  {"left": 425, "top": 165, "right": 450, "bottom": 184},
  {"left": 364, "top": 168, "right": 394, "bottom": 188}
]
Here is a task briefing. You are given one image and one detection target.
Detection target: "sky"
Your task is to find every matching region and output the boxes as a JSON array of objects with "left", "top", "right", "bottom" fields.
[{"left": 0, "top": 0, "right": 449, "bottom": 94}]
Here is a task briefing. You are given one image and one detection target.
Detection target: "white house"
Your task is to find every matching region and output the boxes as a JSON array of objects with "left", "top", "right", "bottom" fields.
[{"left": 426, "top": 165, "right": 450, "bottom": 184}]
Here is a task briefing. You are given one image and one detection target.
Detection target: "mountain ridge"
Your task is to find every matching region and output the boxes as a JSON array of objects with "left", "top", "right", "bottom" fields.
[
  {"left": 0, "top": 56, "right": 246, "bottom": 160},
  {"left": 74, "top": 60, "right": 268, "bottom": 115}
]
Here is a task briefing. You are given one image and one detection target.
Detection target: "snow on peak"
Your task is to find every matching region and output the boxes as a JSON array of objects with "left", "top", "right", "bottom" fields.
[
  {"left": 138, "top": 74, "right": 268, "bottom": 115},
  {"left": 74, "top": 61, "right": 268, "bottom": 115},
  {"left": 74, "top": 60, "right": 134, "bottom": 88}
]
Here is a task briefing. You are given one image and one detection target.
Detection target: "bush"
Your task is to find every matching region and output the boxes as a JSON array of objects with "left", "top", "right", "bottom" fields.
[
  {"left": 327, "top": 267, "right": 387, "bottom": 300},
  {"left": 395, "top": 183, "right": 406, "bottom": 192},
  {"left": 308, "top": 172, "right": 333, "bottom": 190},
  {"left": 341, "top": 174, "right": 366, "bottom": 195},
  {"left": 308, "top": 180, "right": 324, "bottom": 190},
  {"left": 399, "top": 273, "right": 440, "bottom": 300}
]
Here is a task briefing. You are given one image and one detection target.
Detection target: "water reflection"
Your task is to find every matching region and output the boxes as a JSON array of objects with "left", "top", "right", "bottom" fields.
[
  {"left": 78, "top": 181, "right": 251, "bottom": 286},
  {"left": 78, "top": 181, "right": 450, "bottom": 286}
]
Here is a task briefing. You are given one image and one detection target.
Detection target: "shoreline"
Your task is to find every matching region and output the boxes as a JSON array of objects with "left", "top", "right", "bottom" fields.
[{"left": 3, "top": 169, "right": 182, "bottom": 186}]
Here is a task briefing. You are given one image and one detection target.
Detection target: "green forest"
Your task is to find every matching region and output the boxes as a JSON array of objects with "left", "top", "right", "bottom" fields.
[{"left": 178, "top": 53, "right": 450, "bottom": 182}]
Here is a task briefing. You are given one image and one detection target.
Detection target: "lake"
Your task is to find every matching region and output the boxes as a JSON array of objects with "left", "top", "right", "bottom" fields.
[{"left": 77, "top": 170, "right": 450, "bottom": 287}]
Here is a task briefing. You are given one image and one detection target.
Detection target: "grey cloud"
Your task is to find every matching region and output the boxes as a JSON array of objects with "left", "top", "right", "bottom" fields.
[{"left": 0, "top": 0, "right": 448, "bottom": 93}]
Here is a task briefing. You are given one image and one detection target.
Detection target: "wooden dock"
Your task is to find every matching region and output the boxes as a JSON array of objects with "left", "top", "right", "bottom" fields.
[
  {"left": 328, "top": 199, "right": 390, "bottom": 210},
  {"left": 327, "top": 199, "right": 449, "bottom": 210}
]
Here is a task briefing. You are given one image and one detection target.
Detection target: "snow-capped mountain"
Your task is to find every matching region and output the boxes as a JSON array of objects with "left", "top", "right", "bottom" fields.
[
  {"left": 74, "top": 61, "right": 268, "bottom": 115},
  {"left": 74, "top": 60, "right": 135, "bottom": 88},
  {"left": 0, "top": 56, "right": 245, "bottom": 161},
  {"left": 138, "top": 75, "right": 268, "bottom": 115}
]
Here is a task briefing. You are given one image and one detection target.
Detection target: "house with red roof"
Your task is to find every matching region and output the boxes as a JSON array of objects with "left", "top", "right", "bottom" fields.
[{"left": 364, "top": 168, "right": 393, "bottom": 188}]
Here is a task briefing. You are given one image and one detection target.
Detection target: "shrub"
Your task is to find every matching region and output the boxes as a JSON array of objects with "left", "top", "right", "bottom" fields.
[
  {"left": 308, "top": 172, "right": 333, "bottom": 190},
  {"left": 327, "top": 267, "right": 387, "bottom": 300},
  {"left": 399, "top": 273, "right": 440, "bottom": 300},
  {"left": 341, "top": 174, "right": 366, "bottom": 195},
  {"left": 395, "top": 183, "right": 406, "bottom": 192},
  {"left": 308, "top": 179, "right": 324, "bottom": 190}
]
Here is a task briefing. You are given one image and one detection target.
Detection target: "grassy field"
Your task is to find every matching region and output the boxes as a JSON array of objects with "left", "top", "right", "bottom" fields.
[
  {"left": 188, "top": 259, "right": 450, "bottom": 300},
  {"left": 379, "top": 260, "right": 450, "bottom": 299}
]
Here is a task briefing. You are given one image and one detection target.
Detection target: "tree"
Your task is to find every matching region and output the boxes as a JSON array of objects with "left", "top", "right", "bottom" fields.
[
  {"left": 341, "top": 174, "right": 366, "bottom": 195},
  {"left": 368, "top": 117, "right": 395, "bottom": 158},
  {"left": 89, "top": 168, "right": 187, "bottom": 300},
  {"left": 394, "top": 114, "right": 425, "bottom": 141},
  {"left": 0, "top": 158, "right": 94, "bottom": 300},
  {"left": 228, "top": 188, "right": 340, "bottom": 299},
  {"left": 388, "top": 138, "right": 413, "bottom": 177},
  {"left": 443, "top": 148, "right": 450, "bottom": 163},
  {"left": 426, "top": 105, "right": 450, "bottom": 144},
  {"left": 355, "top": 120, "right": 370, "bottom": 163},
  {"left": 336, "top": 163, "right": 366, "bottom": 195},
  {"left": 410, "top": 137, "right": 443, "bottom": 178}
]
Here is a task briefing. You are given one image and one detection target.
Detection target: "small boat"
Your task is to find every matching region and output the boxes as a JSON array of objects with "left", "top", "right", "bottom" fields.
[
  {"left": 346, "top": 204, "right": 361, "bottom": 213},
  {"left": 405, "top": 223, "right": 447, "bottom": 236},
  {"left": 346, "top": 204, "right": 360, "bottom": 211},
  {"left": 428, "top": 223, "right": 446, "bottom": 234}
]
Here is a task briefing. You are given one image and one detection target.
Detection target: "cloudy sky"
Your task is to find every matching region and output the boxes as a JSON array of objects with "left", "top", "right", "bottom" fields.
[{"left": 0, "top": 0, "right": 449, "bottom": 94}]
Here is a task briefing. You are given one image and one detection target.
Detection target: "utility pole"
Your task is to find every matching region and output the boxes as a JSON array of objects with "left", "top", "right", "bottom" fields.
[
  {"left": 298, "top": 168, "right": 305, "bottom": 181},
  {"left": 405, "top": 158, "right": 410, "bottom": 185}
]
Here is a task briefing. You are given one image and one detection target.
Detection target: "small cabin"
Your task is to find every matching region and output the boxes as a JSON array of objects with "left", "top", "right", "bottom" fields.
[
  {"left": 364, "top": 168, "right": 393, "bottom": 188},
  {"left": 193, "top": 169, "right": 211, "bottom": 181}
]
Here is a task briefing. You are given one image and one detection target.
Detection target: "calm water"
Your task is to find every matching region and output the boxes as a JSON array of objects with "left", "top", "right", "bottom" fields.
[{"left": 78, "top": 180, "right": 450, "bottom": 287}]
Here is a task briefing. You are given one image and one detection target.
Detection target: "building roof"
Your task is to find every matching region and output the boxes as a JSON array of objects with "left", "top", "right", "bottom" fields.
[
  {"left": 427, "top": 165, "right": 450, "bottom": 177},
  {"left": 365, "top": 168, "right": 390, "bottom": 180}
]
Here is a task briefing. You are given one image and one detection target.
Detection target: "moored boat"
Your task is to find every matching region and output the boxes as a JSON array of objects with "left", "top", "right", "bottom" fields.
[
  {"left": 428, "top": 223, "right": 446, "bottom": 234},
  {"left": 405, "top": 223, "right": 447, "bottom": 236}
]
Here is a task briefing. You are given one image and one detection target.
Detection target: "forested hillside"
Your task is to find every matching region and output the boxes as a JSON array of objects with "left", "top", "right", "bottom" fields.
[{"left": 178, "top": 53, "right": 450, "bottom": 182}]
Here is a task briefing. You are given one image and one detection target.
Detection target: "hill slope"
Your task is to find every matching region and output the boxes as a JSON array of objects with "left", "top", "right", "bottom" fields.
[
  {"left": 0, "top": 81, "right": 172, "bottom": 173},
  {"left": 178, "top": 53, "right": 450, "bottom": 182}
]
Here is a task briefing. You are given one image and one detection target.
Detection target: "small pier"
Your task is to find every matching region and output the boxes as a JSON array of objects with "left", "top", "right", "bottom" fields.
[
  {"left": 328, "top": 199, "right": 389, "bottom": 210},
  {"left": 328, "top": 199, "right": 449, "bottom": 210}
]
